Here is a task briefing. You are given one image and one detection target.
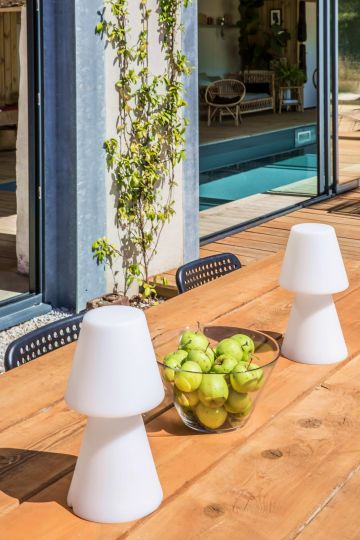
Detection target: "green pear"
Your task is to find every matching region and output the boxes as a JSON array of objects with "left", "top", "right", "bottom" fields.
[
  {"left": 224, "top": 389, "right": 252, "bottom": 415},
  {"left": 195, "top": 403, "right": 228, "bottom": 430},
  {"left": 174, "top": 388, "right": 199, "bottom": 410},
  {"left": 180, "top": 330, "right": 209, "bottom": 352},
  {"left": 212, "top": 354, "right": 238, "bottom": 374},
  {"left": 187, "top": 349, "right": 213, "bottom": 373},
  {"left": 230, "top": 362, "right": 264, "bottom": 393},
  {"left": 215, "top": 338, "right": 243, "bottom": 362},
  {"left": 174, "top": 360, "right": 202, "bottom": 392},
  {"left": 198, "top": 373, "right": 229, "bottom": 408}
]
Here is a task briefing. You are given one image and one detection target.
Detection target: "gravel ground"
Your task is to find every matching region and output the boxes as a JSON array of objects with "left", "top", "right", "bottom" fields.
[{"left": 0, "top": 309, "right": 73, "bottom": 372}]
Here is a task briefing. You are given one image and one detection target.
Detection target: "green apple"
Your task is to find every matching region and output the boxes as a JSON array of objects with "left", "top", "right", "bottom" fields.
[
  {"left": 212, "top": 354, "right": 238, "bottom": 374},
  {"left": 187, "top": 349, "right": 213, "bottom": 373},
  {"left": 231, "top": 334, "right": 255, "bottom": 355},
  {"left": 205, "top": 346, "right": 215, "bottom": 364},
  {"left": 163, "top": 350, "right": 188, "bottom": 382},
  {"left": 224, "top": 389, "right": 252, "bottom": 415},
  {"left": 198, "top": 373, "right": 229, "bottom": 408},
  {"left": 195, "top": 403, "right": 228, "bottom": 430},
  {"left": 215, "top": 338, "right": 243, "bottom": 362},
  {"left": 174, "top": 388, "right": 199, "bottom": 410},
  {"left": 230, "top": 362, "right": 264, "bottom": 393},
  {"left": 174, "top": 360, "right": 202, "bottom": 392},
  {"left": 180, "top": 330, "right": 209, "bottom": 352}
]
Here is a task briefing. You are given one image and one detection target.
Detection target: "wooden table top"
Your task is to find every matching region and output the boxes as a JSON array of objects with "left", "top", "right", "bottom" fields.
[{"left": 1, "top": 252, "right": 360, "bottom": 539}]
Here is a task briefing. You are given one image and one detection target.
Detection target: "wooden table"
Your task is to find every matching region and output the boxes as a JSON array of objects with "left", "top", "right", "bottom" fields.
[{"left": 1, "top": 252, "right": 360, "bottom": 539}]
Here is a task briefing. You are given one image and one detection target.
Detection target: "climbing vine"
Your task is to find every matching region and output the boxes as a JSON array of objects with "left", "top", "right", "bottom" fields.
[{"left": 92, "top": 0, "right": 191, "bottom": 298}]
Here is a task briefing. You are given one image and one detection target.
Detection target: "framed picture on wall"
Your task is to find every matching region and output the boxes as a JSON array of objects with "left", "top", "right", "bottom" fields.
[{"left": 270, "top": 9, "right": 282, "bottom": 26}]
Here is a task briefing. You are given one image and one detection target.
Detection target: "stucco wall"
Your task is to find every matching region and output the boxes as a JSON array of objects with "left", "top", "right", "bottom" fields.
[
  {"left": 104, "top": 1, "right": 186, "bottom": 294},
  {"left": 41, "top": 0, "right": 198, "bottom": 310}
]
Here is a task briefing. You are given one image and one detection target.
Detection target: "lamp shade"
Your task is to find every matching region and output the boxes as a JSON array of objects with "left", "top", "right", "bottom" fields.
[
  {"left": 65, "top": 306, "right": 164, "bottom": 417},
  {"left": 279, "top": 223, "right": 349, "bottom": 294}
]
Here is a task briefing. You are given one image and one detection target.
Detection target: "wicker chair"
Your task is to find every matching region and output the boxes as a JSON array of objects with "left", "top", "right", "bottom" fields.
[
  {"left": 4, "top": 313, "right": 84, "bottom": 371},
  {"left": 238, "top": 70, "right": 276, "bottom": 116},
  {"left": 176, "top": 253, "right": 241, "bottom": 294},
  {"left": 205, "top": 79, "right": 246, "bottom": 127}
]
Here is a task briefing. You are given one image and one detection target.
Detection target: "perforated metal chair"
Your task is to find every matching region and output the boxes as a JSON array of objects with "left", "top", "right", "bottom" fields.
[
  {"left": 176, "top": 253, "right": 241, "bottom": 294},
  {"left": 4, "top": 313, "right": 84, "bottom": 371}
]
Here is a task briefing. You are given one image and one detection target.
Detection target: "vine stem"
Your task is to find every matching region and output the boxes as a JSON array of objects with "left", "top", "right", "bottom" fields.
[{"left": 93, "top": 0, "right": 189, "bottom": 297}]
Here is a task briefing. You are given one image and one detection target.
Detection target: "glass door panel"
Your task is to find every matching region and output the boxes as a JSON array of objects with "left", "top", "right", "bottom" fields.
[
  {"left": 337, "top": 0, "right": 360, "bottom": 190},
  {"left": 0, "top": 1, "right": 30, "bottom": 302},
  {"left": 198, "top": 0, "right": 321, "bottom": 240}
]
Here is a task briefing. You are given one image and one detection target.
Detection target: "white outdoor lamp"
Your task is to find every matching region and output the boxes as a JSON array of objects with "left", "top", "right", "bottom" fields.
[
  {"left": 280, "top": 223, "right": 349, "bottom": 365},
  {"left": 65, "top": 306, "right": 164, "bottom": 523}
]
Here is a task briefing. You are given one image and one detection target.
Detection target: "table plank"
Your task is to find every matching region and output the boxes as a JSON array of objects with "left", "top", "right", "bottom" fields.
[
  {"left": 1, "top": 255, "right": 359, "bottom": 537},
  {"left": 297, "top": 468, "right": 360, "bottom": 540},
  {"left": 122, "top": 359, "right": 360, "bottom": 540},
  {"left": 0, "top": 254, "right": 284, "bottom": 434},
  {"left": 2, "top": 355, "right": 359, "bottom": 539},
  {"left": 0, "top": 281, "right": 360, "bottom": 534}
]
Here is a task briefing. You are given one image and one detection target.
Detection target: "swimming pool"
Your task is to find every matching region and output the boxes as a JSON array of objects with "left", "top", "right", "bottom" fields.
[{"left": 200, "top": 147, "right": 317, "bottom": 211}]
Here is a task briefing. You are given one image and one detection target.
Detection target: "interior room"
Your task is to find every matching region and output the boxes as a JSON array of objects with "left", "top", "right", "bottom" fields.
[
  {"left": 198, "top": 0, "right": 319, "bottom": 238},
  {"left": 0, "top": 0, "right": 28, "bottom": 302}
]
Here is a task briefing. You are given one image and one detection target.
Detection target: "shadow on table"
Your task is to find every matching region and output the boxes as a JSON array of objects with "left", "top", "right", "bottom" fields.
[{"left": 0, "top": 447, "right": 75, "bottom": 510}]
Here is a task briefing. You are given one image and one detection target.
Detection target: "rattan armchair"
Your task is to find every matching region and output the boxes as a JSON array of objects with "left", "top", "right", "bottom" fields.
[
  {"left": 238, "top": 70, "right": 276, "bottom": 116},
  {"left": 205, "top": 79, "right": 246, "bottom": 127}
]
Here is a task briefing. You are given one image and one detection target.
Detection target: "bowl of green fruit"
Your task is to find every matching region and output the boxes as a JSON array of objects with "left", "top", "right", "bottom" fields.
[{"left": 158, "top": 325, "right": 280, "bottom": 433}]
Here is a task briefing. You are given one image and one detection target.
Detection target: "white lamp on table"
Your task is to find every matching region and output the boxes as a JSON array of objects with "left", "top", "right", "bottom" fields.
[
  {"left": 280, "top": 223, "right": 349, "bottom": 365},
  {"left": 65, "top": 306, "right": 164, "bottom": 523}
]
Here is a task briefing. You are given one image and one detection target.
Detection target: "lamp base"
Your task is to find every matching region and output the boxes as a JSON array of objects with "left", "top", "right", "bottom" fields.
[
  {"left": 67, "top": 415, "right": 163, "bottom": 523},
  {"left": 282, "top": 294, "right": 348, "bottom": 365}
]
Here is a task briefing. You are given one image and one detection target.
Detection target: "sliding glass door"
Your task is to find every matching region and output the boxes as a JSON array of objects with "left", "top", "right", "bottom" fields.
[
  {"left": 334, "top": 0, "right": 360, "bottom": 192},
  {"left": 198, "top": 0, "right": 327, "bottom": 241},
  {"left": 0, "top": 0, "right": 42, "bottom": 311}
]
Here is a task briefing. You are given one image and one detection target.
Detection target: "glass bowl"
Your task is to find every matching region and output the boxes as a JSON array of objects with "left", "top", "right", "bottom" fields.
[{"left": 157, "top": 325, "right": 280, "bottom": 433}]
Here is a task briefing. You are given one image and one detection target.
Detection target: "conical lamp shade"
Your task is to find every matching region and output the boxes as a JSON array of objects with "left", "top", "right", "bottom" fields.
[
  {"left": 65, "top": 306, "right": 164, "bottom": 417},
  {"left": 279, "top": 223, "right": 348, "bottom": 294}
]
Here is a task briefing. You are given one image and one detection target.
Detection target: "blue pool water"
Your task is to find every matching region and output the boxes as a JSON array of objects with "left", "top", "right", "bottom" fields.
[{"left": 200, "top": 149, "right": 317, "bottom": 211}]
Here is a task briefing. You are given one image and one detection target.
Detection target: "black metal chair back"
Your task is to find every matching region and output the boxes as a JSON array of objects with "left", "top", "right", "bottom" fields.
[
  {"left": 4, "top": 313, "right": 84, "bottom": 371},
  {"left": 176, "top": 252, "right": 241, "bottom": 294}
]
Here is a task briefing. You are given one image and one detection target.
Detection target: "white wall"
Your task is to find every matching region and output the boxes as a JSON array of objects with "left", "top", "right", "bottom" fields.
[
  {"left": 16, "top": 6, "right": 28, "bottom": 275},
  {"left": 198, "top": 0, "right": 239, "bottom": 78},
  {"left": 303, "top": 1, "right": 317, "bottom": 109},
  {"left": 104, "top": 1, "right": 184, "bottom": 294}
]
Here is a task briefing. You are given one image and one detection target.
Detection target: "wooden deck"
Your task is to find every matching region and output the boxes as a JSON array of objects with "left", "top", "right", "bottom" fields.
[
  {"left": 160, "top": 188, "right": 360, "bottom": 295},
  {"left": 199, "top": 109, "right": 317, "bottom": 144}
]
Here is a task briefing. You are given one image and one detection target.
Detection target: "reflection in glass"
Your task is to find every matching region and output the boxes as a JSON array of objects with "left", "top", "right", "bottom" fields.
[{"left": 198, "top": 0, "right": 319, "bottom": 238}]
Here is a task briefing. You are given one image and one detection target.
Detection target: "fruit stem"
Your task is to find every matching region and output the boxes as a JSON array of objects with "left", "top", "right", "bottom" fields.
[{"left": 247, "top": 353, "right": 260, "bottom": 370}]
